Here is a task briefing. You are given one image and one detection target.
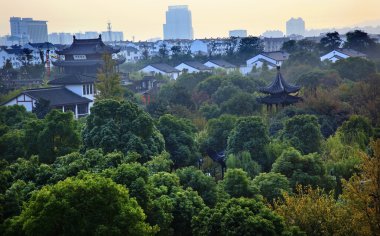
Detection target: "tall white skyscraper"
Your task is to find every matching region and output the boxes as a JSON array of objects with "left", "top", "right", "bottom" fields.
[
  {"left": 163, "top": 5, "right": 193, "bottom": 40},
  {"left": 286, "top": 17, "right": 305, "bottom": 36},
  {"left": 10, "top": 17, "right": 48, "bottom": 43}
]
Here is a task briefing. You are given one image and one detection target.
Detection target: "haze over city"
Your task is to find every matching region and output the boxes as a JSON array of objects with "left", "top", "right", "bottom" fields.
[{"left": 1, "top": 0, "right": 380, "bottom": 40}]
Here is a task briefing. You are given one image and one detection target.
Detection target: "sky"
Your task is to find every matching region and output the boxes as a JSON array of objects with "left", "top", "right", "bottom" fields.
[{"left": 0, "top": 0, "right": 380, "bottom": 41}]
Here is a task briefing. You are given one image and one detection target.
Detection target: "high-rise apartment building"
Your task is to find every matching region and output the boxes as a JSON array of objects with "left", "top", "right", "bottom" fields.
[
  {"left": 163, "top": 5, "right": 193, "bottom": 40},
  {"left": 10, "top": 17, "right": 48, "bottom": 43},
  {"left": 286, "top": 17, "right": 305, "bottom": 36},
  {"left": 49, "top": 33, "right": 73, "bottom": 45}
]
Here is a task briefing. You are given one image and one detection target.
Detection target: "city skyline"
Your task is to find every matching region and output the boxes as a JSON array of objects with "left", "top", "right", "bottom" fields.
[{"left": 0, "top": 0, "right": 380, "bottom": 41}]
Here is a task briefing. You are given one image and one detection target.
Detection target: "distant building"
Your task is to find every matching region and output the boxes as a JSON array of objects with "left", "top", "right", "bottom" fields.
[
  {"left": 320, "top": 49, "right": 366, "bottom": 63},
  {"left": 163, "top": 5, "right": 194, "bottom": 40},
  {"left": 101, "top": 31, "right": 124, "bottom": 42},
  {"left": 246, "top": 51, "right": 290, "bottom": 70},
  {"left": 229, "top": 30, "right": 247, "bottom": 38},
  {"left": 241, "top": 51, "right": 289, "bottom": 74},
  {"left": 139, "top": 63, "right": 181, "bottom": 80},
  {"left": 262, "top": 37, "right": 289, "bottom": 52},
  {"left": 204, "top": 59, "right": 236, "bottom": 73},
  {"left": 52, "top": 35, "right": 125, "bottom": 74},
  {"left": 262, "top": 30, "right": 284, "bottom": 38},
  {"left": 10, "top": 17, "right": 48, "bottom": 43},
  {"left": 175, "top": 61, "right": 212, "bottom": 73},
  {"left": 286, "top": 17, "right": 305, "bottom": 36},
  {"left": 49, "top": 33, "right": 73, "bottom": 45}
]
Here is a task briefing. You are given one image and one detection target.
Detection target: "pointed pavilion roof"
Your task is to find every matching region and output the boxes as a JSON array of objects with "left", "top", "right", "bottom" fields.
[{"left": 259, "top": 67, "right": 300, "bottom": 95}]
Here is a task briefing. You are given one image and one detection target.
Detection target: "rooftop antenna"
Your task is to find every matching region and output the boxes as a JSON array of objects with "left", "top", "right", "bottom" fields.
[{"left": 107, "top": 21, "right": 112, "bottom": 43}]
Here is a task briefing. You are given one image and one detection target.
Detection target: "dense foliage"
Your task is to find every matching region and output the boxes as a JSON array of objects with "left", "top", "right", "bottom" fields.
[{"left": 1, "top": 30, "right": 380, "bottom": 235}]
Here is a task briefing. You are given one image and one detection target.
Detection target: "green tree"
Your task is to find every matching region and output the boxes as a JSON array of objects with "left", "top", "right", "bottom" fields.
[
  {"left": 0, "top": 105, "right": 35, "bottom": 128},
  {"left": 192, "top": 197, "right": 292, "bottom": 236},
  {"left": 38, "top": 109, "right": 80, "bottom": 163},
  {"left": 252, "top": 172, "right": 290, "bottom": 203},
  {"left": 338, "top": 115, "right": 373, "bottom": 149},
  {"left": 176, "top": 166, "right": 217, "bottom": 206},
  {"left": 283, "top": 51, "right": 321, "bottom": 68},
  {"left": 157, "top": 114, "right": 199, "bottom": 169},
  {"left": 221, "top": 168, "right": 257, "bottom": 198},
  {"left": 282, "top": 114, "right": 323, "bottom": 154},
  {"left": 32, "top": 98, "right": 50, "bottom": 119},
  {"left": 272, "top": 148, "right": 336, "bottom": 190},
  {"left": 201, "top": 115, "right": 237, "bottom": 153},
  {"left": 227, "top": 116, "right": 270, "bottom": 166},
  {"left": 82, "top": 99, "right": 164, "bottom": 162},
  {"left": 238, "top": 36, "right": 264, "bottom": 57},
  {"left": 2, "top": 180, "right": 35, "bottom": 221},
  {"left": 103, "top": 162, "right": 150, "bottom": 210},
  {"left": 226, "top": 151, "right": 261, "bottom": 178},
  {"left": 147, "top": 172, "right": 205, "bottom": 236},
  {"left": 3, "top": 173, "right": 156, "bottom": 236},
  {"left": 0, "top": 130, "right": 25, "bottom": 162},
  {"left": 220, "top": 92, "right": 260, "bottom": 116},
  {"left": 95, "top": 53, "right": 124, "bottom": 100},
  {"left": 333, "top": 57, "right": 376, "bottom": 81},
  {"left": 282, "top": 40, "right": 298, "bottom": 53},
  {"left": 144, "top": 152, "right": 173, "bottom": 174},
  {"left": 319, "top": 31, "right": 342, "bottom": 52},
  {"left": 345, "top": 30, "right": 376, "bottom": 53}
]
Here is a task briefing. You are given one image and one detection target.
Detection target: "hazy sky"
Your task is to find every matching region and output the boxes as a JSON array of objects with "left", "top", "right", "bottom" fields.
[{"left": 1, "top": 0, "right": 380, "bottom": 40}]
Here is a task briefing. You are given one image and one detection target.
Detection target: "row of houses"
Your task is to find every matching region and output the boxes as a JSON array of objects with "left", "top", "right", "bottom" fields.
[
  {"left": 0, "top": 42, "right": 59, "bottom": 69},
  {"left": 139, "top": 60, "right": 237, "bottom": 79},
  {"left": 116, "top": 37, "right": 292, "bottom": 63},
  {"left": 138, "top": 48, "right": 367, "bottom": 79}
]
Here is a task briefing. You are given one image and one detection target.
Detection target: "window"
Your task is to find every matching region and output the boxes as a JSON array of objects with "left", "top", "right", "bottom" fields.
[
  {"left": 73, "top": 55, "right": 87, "bottom": 60},
  {"left": 83, "top": 84, "right": 94, "bottom": 95}
]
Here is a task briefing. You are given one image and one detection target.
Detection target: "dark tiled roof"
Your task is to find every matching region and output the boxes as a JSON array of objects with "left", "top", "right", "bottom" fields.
[
  {"left": 207, "top": 60, "right": 236, "bottom": 68},
  {"left": 4, "top": 48, "right": 24, "bottom": 55},
  {"left": 52, "top": 58, "right": 125, "bottom": 67},
  {"left": 257, "top": 59, "right": 277, "bottom": 68},
  {"left": 335, "top": 49, "right": 366, "bottom": 57},
  {"left": 49, "top": 74, "right": 96, "bottom": 85},
  {"left": 259, "top": 67, "right": 300, "bottom": 94},
  {"left": 261, "top": 51, "right": 290, "bottom": 61},
  {"left": 56, "top": 35, "right": 120, "bottom": 55},
  {"left": 28, "top": 42, "right": 56, "bottom": 49},
  {"left": 182, "top": 61, "right": 212, "bottom": 71},
  {"left": 148, "top": 63, "right": 180, "bottom": 73},
  {"left": 258, "top": 94, "right": 303, "bottom": 105},
  {"left": 23, "top": 87, "right": 91, "bottom": 106}
]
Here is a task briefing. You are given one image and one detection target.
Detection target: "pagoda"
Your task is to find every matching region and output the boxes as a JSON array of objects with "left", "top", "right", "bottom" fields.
[
  {"left": 53, "top": 35, "right": 125, "bottom": 74},
  {"left": 258, "top": 66, "right": 302, "bottom": 110}
]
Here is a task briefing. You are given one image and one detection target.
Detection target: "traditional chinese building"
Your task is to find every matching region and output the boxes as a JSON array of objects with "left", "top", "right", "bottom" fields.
[
  {"left": 258, "top": 66, "right": 302, "bottom": 110},
  {"left": 53, "top": 35, "right": 125, "bottom": 74},
  {"left": 2, "top": 35, "right": 124, "bottom": 118}
]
